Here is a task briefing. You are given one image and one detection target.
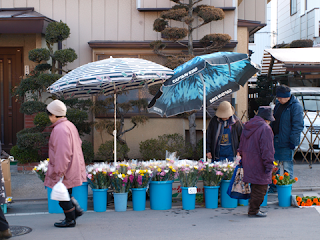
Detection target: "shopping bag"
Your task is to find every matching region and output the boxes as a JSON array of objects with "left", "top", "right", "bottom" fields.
[
  {"left": 227, "top": 165, "right": 251, "bottom": 199},
  {"left": 51, "top": 177, "right": 70, "bottom": 201}
]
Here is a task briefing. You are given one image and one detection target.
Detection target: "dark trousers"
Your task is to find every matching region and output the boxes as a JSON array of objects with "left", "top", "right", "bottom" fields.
[
  {"left": 0, "top": 207, "right": 9, "bottom": 231},
  {"left": 248, "top": 184, "right": 268, "bottom": 215},
  {"left": 59, "top": 188, "right": 75, "bottom": 221}
]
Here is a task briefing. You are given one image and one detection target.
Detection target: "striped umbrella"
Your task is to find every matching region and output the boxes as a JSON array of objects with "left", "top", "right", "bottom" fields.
[{"left": 48, "top": 57, "right": 174, "bottom": 162}]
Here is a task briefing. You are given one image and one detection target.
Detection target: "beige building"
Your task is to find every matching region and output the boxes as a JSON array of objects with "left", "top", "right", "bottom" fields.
[{"left": 0, "top": 0, "right": 270, "bottom": 158}]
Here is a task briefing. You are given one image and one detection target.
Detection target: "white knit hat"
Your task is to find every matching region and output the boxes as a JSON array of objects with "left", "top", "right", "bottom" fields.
[{"left": 47, "top": 100, "right": 67, "bottom": 116}]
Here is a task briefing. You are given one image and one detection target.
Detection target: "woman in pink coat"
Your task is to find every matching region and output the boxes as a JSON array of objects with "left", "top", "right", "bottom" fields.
[{"left": 44, "top": 100, "right": 86, "bottom": 228}]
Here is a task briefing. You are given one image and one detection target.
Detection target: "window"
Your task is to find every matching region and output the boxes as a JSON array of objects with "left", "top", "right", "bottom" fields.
[{"left": 291, "top": 0, "right": 297, "bottom": 15}]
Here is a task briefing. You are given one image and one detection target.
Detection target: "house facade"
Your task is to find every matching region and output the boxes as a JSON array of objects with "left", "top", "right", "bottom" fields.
[{"left": 0, "top": 0, "right": 269, "bottom": 158}]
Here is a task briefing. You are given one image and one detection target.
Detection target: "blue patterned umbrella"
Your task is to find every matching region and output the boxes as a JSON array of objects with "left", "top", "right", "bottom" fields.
[
  {"left": 48, "top": 57, "right": 174, "bottom": 162},
  {"left": 148, "top": 52, "right": 259, "bottom": 160}
]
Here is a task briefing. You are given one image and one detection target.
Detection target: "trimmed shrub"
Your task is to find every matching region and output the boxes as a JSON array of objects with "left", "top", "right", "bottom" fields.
[
  {"left": 82, "top": 140, "right": 94, "bottom": 165},
  {"left": 10, "top": 145, "right": 40, "bottom": 164},
  {"left": 96, "top": 140, "right": 130, "bottom": 162}
]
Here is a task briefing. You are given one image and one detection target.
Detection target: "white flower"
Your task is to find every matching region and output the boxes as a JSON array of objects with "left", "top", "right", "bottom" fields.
[
  {"left": 127, "top": 170, "right": 132, "bottom": 175},
  {"left": 118, "top": 174, "right": 123, "bottom": 179},
  {"left": 164, "top": 170, "right": 169, "bottom": 173},
  {"left": 194, "top": 166, "right": 198, "bottom": 170}
]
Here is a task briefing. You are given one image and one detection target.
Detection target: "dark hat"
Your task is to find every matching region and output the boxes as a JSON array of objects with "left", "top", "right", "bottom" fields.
[
  {"left": 257, "top": 106, "right": 275, "bottom": 121},
  {"left": 276, "top": 85, "right": 291, "bottom": 98}
]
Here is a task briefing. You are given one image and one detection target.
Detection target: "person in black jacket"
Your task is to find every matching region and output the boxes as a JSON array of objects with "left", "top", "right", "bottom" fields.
[{"left": 206, "top": 101, "right": 243, "bottom": 162}]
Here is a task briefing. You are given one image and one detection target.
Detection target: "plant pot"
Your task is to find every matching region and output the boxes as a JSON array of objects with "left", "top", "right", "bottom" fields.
[
  {"left": 92, "top": 188, "right": 108, "bottom": 212},
  {"left": 220, "top": 180, "right": 238, "bottom": 208},
  {"left": 277, "top": 184, "right": 292, "bottom": 207},
  {"left": 260, "top": 191, "right": 268, "bottom": 207},
  {"left": 204, "top": 186, "right": 220, "bottom": 209},
  {"left": 238, "top": 199, "right": 249, "bottom": 206},
  {"left": 149, "top": 180, "right": 173, "bottom": 210},
  {"left": 132, "top": 188, "right": 147, "bottom": 211},
  {"left": 72, "top": 182, "right": 88, "bottom": 211},
  {"left": 114, "top": 192, "right": 128, "bottom": 212},
  {"left": 181, "top": 187, "right": 196, "bottom": 210},
  {"left": 47, "top": 187, "right": 63, "bottom": 214}
]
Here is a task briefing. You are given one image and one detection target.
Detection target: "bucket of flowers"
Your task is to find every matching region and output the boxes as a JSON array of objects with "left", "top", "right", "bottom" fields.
[
  {"left": 33, "top": 159, "right": 49, "bottom": 182},
  {"left": 272, "top": 172, "right": 298, "bottom": 207},
  {"left": 130, "top": 164, "right": 153, "bottom": 211},
  {"left": 86, "top": 163, "right": 111, "bottom": 212},
  {"left": 109, "top": 163, "right": 133, "bottom": 212},
  {"left": 215, "top": 160, "right": 237, "bottom": 208},
  {"left": 294, "top": 196, "right": 320, "bottom": 207},
  {"left": 149, "top": 160, "right": 177, "bottom": 210},
  {"left": 177, "top": 160, "right": 202, "bottom": 210},
  {"left": 201, "top": 162, "right": 224, "bottom": 209}
]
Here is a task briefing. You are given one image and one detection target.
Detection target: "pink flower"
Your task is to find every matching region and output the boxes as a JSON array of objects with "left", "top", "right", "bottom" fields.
[
  {"left": 129, "top": 175, "right": 134, "bottom": 182},
  {"left": 87, "top": 174, "right": 92, "bottom": 179},
  {"left": 160, "top": 172, "right": 165, "bottom": 176},
  {"left": 123, "top": 176, "right": 128, "bottom": 183},
  {"left": 137, "top": 175, "right": 143, "bottom": 185},
  {"left": 122, "top": 184, "right": 125, "bottom": 186},
  {"left": 216, "top": 171, "right": 223, "bottom": 176}
]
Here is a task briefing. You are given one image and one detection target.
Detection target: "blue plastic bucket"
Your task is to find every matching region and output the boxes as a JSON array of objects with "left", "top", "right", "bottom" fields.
[
  {"left": 260, "top": 191, "right": 268, "bottom": 207},
  {"left": 238, "top": 199, "right": 249, "bottom": 206},
  {"left": 72, "top": 182, "right": 88, "bottom": 211},
  {"left": 181, "top": 187, "right": 196, "bottom": 210},
  {"left": 47, "top": 187, "right": 63, "bottom": 214},
  {"left": 220, "top": 180, "right": 238, "bottom": 208},
  {"left": 149, "top": 180, "right": 173, "bottom": 210},
  {"left": 204, "top": 186, "right": 220, "bottom": 209},
  {"left": 114, "top": 192, "right": 128, "bottom": 212},
  {"left": 132, "top": 188, "right": 147, "bottom": 211},
  {"left": 277, "top": 184, "right": 292, "bottom": 207},
  {"left": 92, "top": 188, "right": 108, "bottom": 212}
]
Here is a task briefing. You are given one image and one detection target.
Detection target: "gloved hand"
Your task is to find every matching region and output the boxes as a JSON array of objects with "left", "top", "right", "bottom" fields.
[{"left": 289, "top": 143, "right": 295, "bottom": 150}]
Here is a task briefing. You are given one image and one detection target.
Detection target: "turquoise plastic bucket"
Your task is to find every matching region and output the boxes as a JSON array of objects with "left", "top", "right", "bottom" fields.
[
  {"left": 132, "top": 188, "right": 147, "bottom": 211},
  {"left": 114, "top": 192, "right": 128, "bottom": 212},
  {"left": 92, "top": 188, "right": 108, "bottom": 212},
  {"left": 220, "top": 180, "right": 238, "bottom": 208},
  {"left": 47, "top": 187, "right": 63, "bottom": 214},
  {"left": 204, "top": 186, "right": 220, "bottom": 209},
  {"left": 72, "top": 182, "right": 88, "bottom": 211},
  {"left": 238, "top": 199, "right": 249, "bottom": 206},
  {"left": 277, "top": 184, "right": 292, "bottom": 207},
  {"left": 181, "top": 187, "right": 196, "bottom": 210},
  {"left": 260, "top": 191, "right": 268, "bottom": 207},
  {"left": 149, "top": 180, "right": 173, "bottom": 210}
]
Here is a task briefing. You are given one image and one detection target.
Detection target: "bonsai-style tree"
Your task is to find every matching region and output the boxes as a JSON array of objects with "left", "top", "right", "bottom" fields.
[
  {"left": 12, "top": 21, "right": 92, "bottom": 163},
  {"left": 150, "top": 0, "right": 231, "bottom": 155},
  {"left": 93, "top": 92, "right": 149, "bottom": 161}
]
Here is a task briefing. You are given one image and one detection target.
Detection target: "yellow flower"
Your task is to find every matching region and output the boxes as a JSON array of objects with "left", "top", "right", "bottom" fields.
[
  {"left": 166, "top": 158, "right": 170, "bottom": 161},
  {"left": 33, "top": 167, "right": 37, "bottom": 171},
  {"left": 172, "top": 169, "right": 176, "bottom": 173},
  {"left": 157, "top": 168, "right": 162, "bottom": 172},
  {"left": 112, "top": 172, "right": 117, "bottom": 175},
  {"left": 141, "top": 174, "right": 144, "bottom": 176},
  {"left": 273, "top": 161, "right": 278, "bottom": 166},
  {"left": 169, "top": 166, "right": 173, "bottom": 169},
  {"left": 47, "top": 158, "right": 50, "bottom": 162},
  {"left": 122, "top": 174, "right": 126, "bottom": 178},
  {"left": 140, "top": 170, "right": 144, "bottom": 174},
  {"left": 102, "top": 171, "right": 107, "bottom": 175}
]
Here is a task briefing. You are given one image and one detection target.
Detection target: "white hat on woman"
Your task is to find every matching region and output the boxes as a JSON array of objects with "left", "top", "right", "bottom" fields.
[{"left": 215, "top": 101, "right": 234, "bottom": 119}]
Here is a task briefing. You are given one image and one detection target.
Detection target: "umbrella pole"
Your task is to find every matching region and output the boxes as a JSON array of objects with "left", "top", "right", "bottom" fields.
[
  {"left": 199, "top": 73, "right": 206, "bottom": 162},
  {"left": 114, "top": 84, "right": 117, "bottom": 163}
]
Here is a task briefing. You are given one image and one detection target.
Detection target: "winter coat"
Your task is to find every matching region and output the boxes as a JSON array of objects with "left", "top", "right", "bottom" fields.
[
  {"left": 238, "top": 116, "right": 274, "bottom": 185},
  {"left": 206, "top": 115, "right": 243, "bottom": 161},
  {"left": 44, "top": 118, "right": 86, "bottom": 189},
  {"left": 271, "top": 96, "right": 304, "bottom": 148}
]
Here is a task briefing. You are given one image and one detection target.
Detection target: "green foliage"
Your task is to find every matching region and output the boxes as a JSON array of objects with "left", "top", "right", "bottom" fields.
[
  {"left": 153, "top": 19, "right": 168, "bottom": 32},
  {"left": 196, "top": 138, "right": 204, "bottom": 160},
  {"left": 290, "top": 39, "right": 313, "bottom": 48},
  {"left": 16, "top": 132, "right": 47, "bottom": 150},
  {"left": 162, "top": 27, "right": 188, "bottom": 41},
  {"left": 34, "top": 63, "right": 52, "bottom": 72},
  {"left": 28, "top": 48, "right": 50, "bottom": 63},
  {"left": 53, "top": 48, "right": 77, "bottom": 66},
  {"left": 10, "top": 145, "right": 40, "bottom": 164},
  {"left": 37, "top": 73, "right": 61, "bottom": 88},
  {"left": 66, "top": 108, "right": 91, "bottom": 136},
  {"left": 20, "top": 101, "right": 47, "bottom": 115},
  {"left": 139, "top": 133, "right": 193, "bottom": 160},
  {"left": 166, "top": 54, "right": 194, "bottom": 69},
  {"left": 82, "top": 140, "right": 94, "bottom": 165},
  {"left": 45, "top": 21, "right": 70, "bottom": 44},
  {"left": 33, "top": 112, "right": 51, "bottom": 130},
  {"left": 62, "top": 98, "right": 93, "bottom": 111},
  {"left": 96, "top": 140, "right": 130, "bottom": 162}
]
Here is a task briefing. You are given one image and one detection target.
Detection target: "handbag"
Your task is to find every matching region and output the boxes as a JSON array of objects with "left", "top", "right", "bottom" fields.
[
  {"left": 227, "top": 163, "right": 251, "bottom": 199},
  {"left": 51, "top": 177, "right": 70, "bottom": 201}
]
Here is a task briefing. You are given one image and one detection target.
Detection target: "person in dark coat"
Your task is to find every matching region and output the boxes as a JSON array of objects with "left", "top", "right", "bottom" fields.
[
  {"left": 238, "top": 106, "right": 275, "bottom": 217},
  {"left": 0, "top": 161, "right": 11, "bottom": 239},
  {"left": 269, "top": 85, "right": 304, "bottom": 193},
  {"left": 206, "top": 101, "right": 243, "bottom": 162}
]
